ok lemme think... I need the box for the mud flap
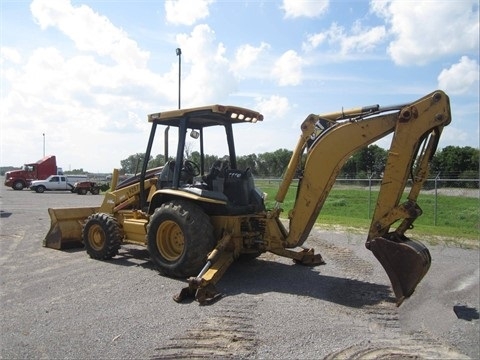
[367,234,431,306]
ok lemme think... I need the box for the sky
[1,0,479,173]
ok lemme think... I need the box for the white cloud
[440,126,470,146]
[1,47,22,64]
[1,47,23,87]
[234,95,295,156]
[271,50,303,86]
[255,95,290,119]
[30,0,150,68]
[1,2,245,170]
[282,0,329,18]
[302,33,328,52]
[165,0,214,26]
[371,0,479,66]
[302,22,386,55]
[340,21,386,54]
[176,25,237,105]
[1,2,172,171]
[230,42,271,77]
[438,56,480,95]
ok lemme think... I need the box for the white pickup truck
[29,175,91,193]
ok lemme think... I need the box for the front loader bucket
[44,207,98,249]
[367,234,431,306]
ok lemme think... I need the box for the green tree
[185,153,220,174]
[432,146,479,178]
[273,149,293,177]
[207,155,221,169]
[255,149,292,177]
[431,146,479,187]
[341,145,387,178]
[237,154,258,175]
[120,153,151,174]
[189,151,202,167]
[150,154,165,169]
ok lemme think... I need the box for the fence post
[368,174,373,218]
[434,173,440,226]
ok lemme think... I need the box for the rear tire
[83,213,122,260]
[147,200,215,278]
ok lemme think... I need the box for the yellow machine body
[44,92,451,306]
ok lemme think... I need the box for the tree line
[120,145,479,187]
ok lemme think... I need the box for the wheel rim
[88,224,106,251]
[156,220,184,261]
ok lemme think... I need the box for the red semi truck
[4,155,61,190]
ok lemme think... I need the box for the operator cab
[140,105,265,214]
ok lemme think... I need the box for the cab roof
[148,104,263,129]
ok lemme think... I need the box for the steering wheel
[183,160,200,177]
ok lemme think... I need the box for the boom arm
[282,90,451,248]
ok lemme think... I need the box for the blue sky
[1,0,479,173]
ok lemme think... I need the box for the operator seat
[203,159,229,191]
[223,168,254,206]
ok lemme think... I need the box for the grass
[256,179,479,247]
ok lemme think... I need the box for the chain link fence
[336,178,479,226]
[261,177,479,227]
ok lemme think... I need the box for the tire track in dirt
[0,230,25,266]
[324,337,470,359]
[318,241,375,279]
[150,296,258,359]
[318,239,470,359]
[303,238,401,333]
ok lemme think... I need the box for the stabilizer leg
[173,233,235,305]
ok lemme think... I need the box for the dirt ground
[1,188,479,359]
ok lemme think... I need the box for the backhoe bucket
[44,207,98,249]
[367,235,431,306]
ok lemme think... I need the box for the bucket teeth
[367,234,431,306]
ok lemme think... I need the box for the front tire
[36,185,46,193]
[82,213,122,260]
[147,200,215,278]
[13,181,24,190]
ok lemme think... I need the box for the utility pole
[43,133,45,157]
[176,48,182,109]
[166,48,182,163]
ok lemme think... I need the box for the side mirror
[190,130,200,139]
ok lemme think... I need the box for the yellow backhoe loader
[44,90,451,306]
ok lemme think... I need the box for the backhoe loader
[44,90,451,306]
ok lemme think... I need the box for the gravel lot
[1,188,479,359]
